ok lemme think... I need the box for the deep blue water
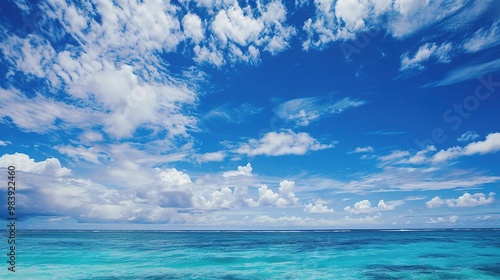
[2,229,500,279]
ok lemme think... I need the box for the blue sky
[0,0,499,229]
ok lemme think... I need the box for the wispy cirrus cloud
[400,42,452,71]
[463,18,500,53]
[0,140,11,146]
[204,103,263,124]
[275,96,366,127]
[424,58,500,87]
[457,131,480,142]
[349,146,374,154]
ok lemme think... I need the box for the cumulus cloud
[426,192,495,208]
[182,13,205,44]
[344,199,401,214]
[157,168,192,187]
[278,180,299,206]
[234,129,333,156]
[12,169,186,223]
[0,1,198,140]
[0,153,71,177]
[426,196,445,208]
[222,163,253,177]
[433,132,500,163]
[446,192,495,207]
[194,0,295,65]
[257,185,280,206]
[275,96,366,127]
[257,180,299,207]
[378,133,500,166]
[304,200,335,214]
[211,5,264,47]
[0,152,287,223]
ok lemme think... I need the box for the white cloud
[446,192,495,207]
[211,5,264,47]
[426,192,495,208]
[401,43,437,70]
[0,34,57,80]
[378,150,410,162]
[194,151,226,164]
[276,96,366,127]
[234,129,333,156]
[257,185,280,206]
[389,0,465,38]
[10,165,189,223]
[55,145,107,165]
[463,18,500,53]
[257,180,299,207]
[304,201,335,214]
[302,0,470,50]
[195,0,295,64]
[1,1,199,140]
[350,146,374,153]
[457,131,480,142]
[406,146,436,164]
[426,196,445,208]
[428,216,458,224]
[0,88,99,133]
[157,168,192,186]
[278,180,299,206]
[474,215,491,221]
[335,0,370,31]
[0,153,71,177]
[222,163,253,177]
[79,131,104,143]
[344,199,401,214]
[81,65,197,139]
[252,214,381,227]
[431,147,462,163]
[433,132,500,163]
[427,58,500,87]
[182,13,205,43]
[464,132,500,155]
[0,140,10,146]
[400,42,452,71]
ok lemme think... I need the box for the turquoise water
[3,229,500,279]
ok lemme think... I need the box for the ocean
[3,229,499,279]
